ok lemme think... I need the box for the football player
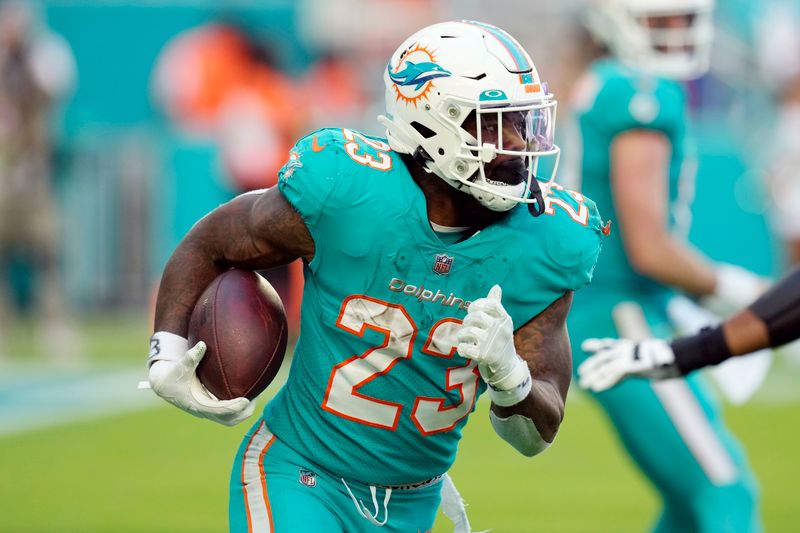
[145,21,603,532]
[565,1,762,531]
[580,267,800,389]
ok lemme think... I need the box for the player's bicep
[610,130,670,258]
[186,188,314,270]
[247,188,315,264]
[513,291,573,401]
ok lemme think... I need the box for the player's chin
[456,189,515,228]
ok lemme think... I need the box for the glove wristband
[148,331,189,369]
[670,326,732,375]
[486,355,532,406]
[489,374,532,407]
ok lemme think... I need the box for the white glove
[457,285,531,405]
[578,338,680,392]
[700,263,767,318]
[146,331,256,426]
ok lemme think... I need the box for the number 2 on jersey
[543,182,589,225]
[321,296,480,435]
[342,128,393,171]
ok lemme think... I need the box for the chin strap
[527,178,546,217]
[412,146,434,171]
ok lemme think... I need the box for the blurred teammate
[566,1,762,531]
[580,267,800,389]
[145,21,603,532]
[0,1,77,362]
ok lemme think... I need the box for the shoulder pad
[538,182,605,290]
[584,61,685,134]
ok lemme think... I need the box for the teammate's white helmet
[585,0,715,80]
[379,20,559,212]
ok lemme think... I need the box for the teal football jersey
[569,58,692,296]
[264,127,604,485]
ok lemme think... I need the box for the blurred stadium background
[1,0,799,531]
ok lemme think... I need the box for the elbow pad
[749,268,800,347]
[489,410,551,457]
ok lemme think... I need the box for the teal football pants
[569,290,761,533]
[229,419,442,532]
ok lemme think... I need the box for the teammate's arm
[611,131,764,314]
[457,288,572,456]
[611,130,716,294]
[578,268,800,391]
[147,188,314,425]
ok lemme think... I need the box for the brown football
[188,269,287,400]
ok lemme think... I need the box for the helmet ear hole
[410,121,437,139]
[460,110,477,136]
[437,148,445,156]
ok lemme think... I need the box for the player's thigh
[229,420,344,533]
[597,374,748,496]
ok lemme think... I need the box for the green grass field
[2,315,799,532]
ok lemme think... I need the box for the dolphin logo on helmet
[389,61,452,90]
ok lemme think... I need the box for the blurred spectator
[152,21,306,329]
[153,22,302,190]
[0,1,78,364]
[755,1,800,265]
[300,52,369,132]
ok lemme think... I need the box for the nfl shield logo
[433,253,454,275]
[299,469,317,488]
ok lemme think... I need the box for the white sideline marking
[0,366,159,437]
[0,358,292,437]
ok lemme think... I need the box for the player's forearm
[490,378,564,442]
[673,268,800,374]
[490,295,572,446]
[721,311,770,356]
[491,293,573,441]
[626,233,716,296]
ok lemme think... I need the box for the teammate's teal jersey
[569,58,691,296]
[264,127,603,485]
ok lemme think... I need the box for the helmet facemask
[452,95,559,212]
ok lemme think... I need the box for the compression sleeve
[749,267,800,347]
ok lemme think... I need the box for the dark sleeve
[749,267,800,347]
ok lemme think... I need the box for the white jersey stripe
[652,379,738,485]
[241,420,276,533]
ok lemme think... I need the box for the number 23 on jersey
[322,295,480,436]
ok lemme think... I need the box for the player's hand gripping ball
[146,270,287,426]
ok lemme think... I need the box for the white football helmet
[585,0,715,80]
[379,20,559,213]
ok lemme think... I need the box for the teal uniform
[229,127,603,532]
[568,59,760,532]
